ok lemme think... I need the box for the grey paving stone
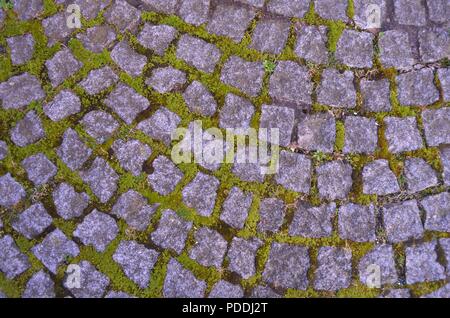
[275,151,311,193]
[113,240,159,289]
[179,0,210,26]
[112,190,159,231]
[105,84,149,125]
[379,30,416,70]
[257,198,285,233]
[0,173,26,207]
[315,0,348,20]
[137,23,177,56]
[42,12,74,46]
[294,25,328,64]
[316,161,353,200]
[343,116,378,154]
[218,93,254,134]
[12,203,52,239]
[0,235,30,279]
[22,270,55,298]
[228,237,263,279]
[237,0,265,8]
[80,66,118,95]
[0,73,45,109]
[148,155,184,195]
[10,111,45,147]
[43,90,81,122]
[339,203,376,242]
[438,68,450,102]
[151,209,193,254]
[80,157,119,203]
[111,41,147,77]
[259,104,295,147]
[189,227,227,268]
[360,79,391,112]
[13,0,43,20]
[141,0,177,13]
[77,25,116,53]
[209,280,244,298]
[269,61,312,105]
[220,186,253,229]
[382,200,424,243]
[336,30,374,68]
[112,139,152,176]
[32,229,79,274]
[105,291,135,298]
[57,128,92,171]
[358,245,398,287]
[81,111,119,144]
[406,241,446,285]
[221,56,264,97]
[297,112,336,153]
[250,18,290,55]
[289,202,336,238]
[137,107,181,146]
[64,261,110,298]
[362,159,399,195]
[183,81,217,116]
[440,238,450,276]
[384,117,423,153]
[418,28,449,63]
[207,4,256,42]
[397,69,440,106]
[250,285,281,298]
[104,0,141,33]
[380,289,411,298]
[232,146,266,182]
[263,242,310,290]
[146,66,187,93]
[177,35,221,74]
[353,0,388,29]
[317,69,356,108]
[46,49,82,87]
[0,141,7,160]
[441,146,450,186]
[422,283,450,298]
[7,33,34,65]
[163,259,206,298]
[422,108,450,147]
[267,0,310,18]
[427,0,450,23]
[53,182,89,220]
[421,192,450,233]
[394,0,426,26]
[70,0,109,20]
[314,247,352,291]
[22,153,57,186]
[404,158,438,194]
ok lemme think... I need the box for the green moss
[335,120,345,152]
[326,21,346,53]
[347,0,355,19]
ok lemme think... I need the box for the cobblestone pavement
[0,0,449,298]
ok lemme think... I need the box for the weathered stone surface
[379,30,415,70]
[57,128,91,171]
[70,0,109,20]
[220,187,253,229]
[163,259,206,298]
[362,159,399,195]
[105,291,135,298]
[43,90,81,122]
[0,73,44,109]
[177,35,221,74]
[148,156,184,195]
[380,289,411,298]
[80,66,118,95]
[289,202,335,238]
[146,67,187,93]
[267,0,310,18]
[441,146,450,186]
[104,0,141,33]
[259,105,294,147]
[113,139,152,176]
[209,280,243,298]
[13,0,43,20]
[64,261,110,298]
[7,33,34,65]
[11,111,45,147]
[12,203,52,239]
[22,153,57,186]
[80,158,119,203]
[314,247,352,291]
[189,227,227,268]
[315,0,348,21]
[46,49,82,87]
[228,237,262,279]
[0,174,26,207]
[359,245,398,287]
[53,182,89,220]
[81,111,119,144]
[0,141,7,160]
[137,23,177,55]
[0,235,30,279]
[360,79,391,112]
[113,240,159,289]
[297,112,335,153]
[23,270,55,298]
[343,116,378,154]
[250,285,281,298]
[77,25,116,53]
[257,198,285,233]
[112,190,158,231]
[111,41,147,77]
[440,238,450,276]
[394,0,426,26]
[339,203,376,242]
[42,12,74,46]
[317,69,356,108]
[141,0,177,14]
[219,94,254,133]
[232,146,266,183]
[397,69,440,106]
[404,158,438,193]
[269,61,312,105]
[151,209,192,254]
[421,192,450,233]
[250,18,290,55]
[179,0,210,26]
[438,68,450,102]
[207,4,256,42]
[336,30,374,68]
[32,229,79,274]
[316,161,353,200]
[221,56,264,97]
[422,108,450,147]
[263,242,310,290]
[74,210,118,252]
[275,151,311,193]
[427,0,450,23]
[295,25,328,64]
[137,107,181,146]
[384,117,423,153]
[382,200,424,243]
[105,84,149,125]
[353,0,388,29]
[183,81,217,116]
[418,28,449,63]
[406,241,446,285]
